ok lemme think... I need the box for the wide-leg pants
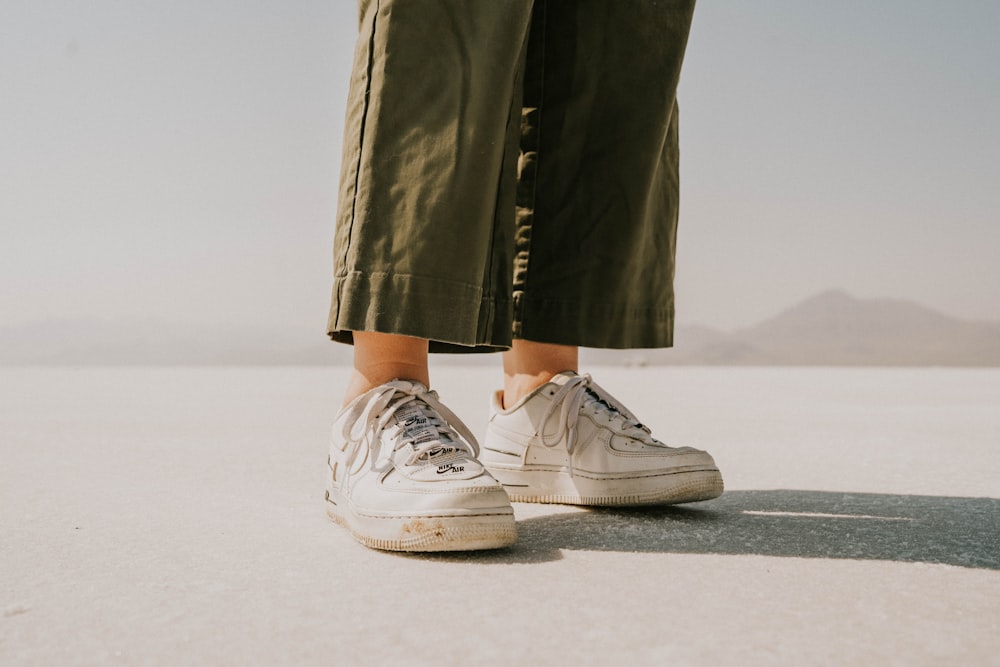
[328,0,696,353]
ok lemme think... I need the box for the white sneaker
[482,371,724,506]
[325,379,516,552]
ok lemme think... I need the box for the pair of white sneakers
[325,371,724,552]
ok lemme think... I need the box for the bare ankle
[342,332,430,407]
[501,340,578,409]
[501,372,557,409]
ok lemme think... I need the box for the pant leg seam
[340,0,380,281]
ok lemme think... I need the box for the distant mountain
[3,292,999,366]
[589,290,1000,367]
[732,290,1000,366]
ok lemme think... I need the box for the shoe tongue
[582,387,646,432]
[392,400,462,462]
[585,387,619,414]
[394,401,440,444]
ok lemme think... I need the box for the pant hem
[327,271,512,353]
[515,296,674,349]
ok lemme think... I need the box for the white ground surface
[2,366,998,666]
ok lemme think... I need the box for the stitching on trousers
[482,9,534,344]
[341,0,380,281]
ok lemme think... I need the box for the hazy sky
[2,1,998,338]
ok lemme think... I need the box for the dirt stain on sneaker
[402,519,447,539]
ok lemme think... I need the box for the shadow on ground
[423,490,999,569]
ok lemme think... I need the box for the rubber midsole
[488,465,722,499]
[326,484,515,548]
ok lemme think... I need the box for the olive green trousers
[328,0,695,353]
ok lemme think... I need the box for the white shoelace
[535,374,655,468]
[339,380,480,473]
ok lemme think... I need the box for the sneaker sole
[325,487,517,552]
[487,466,724,506]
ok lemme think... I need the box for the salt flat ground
[2,366,998,666]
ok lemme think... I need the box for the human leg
[481,0,723,506]
[325,1,538,551]
[501,340,578,409]
[342,332,428,407]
